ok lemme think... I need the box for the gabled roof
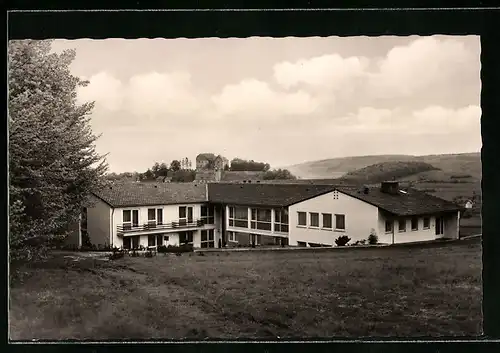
[207,183,337,207]
[93,183,208,208]
[196,153,216,161]
[337,186,462,216]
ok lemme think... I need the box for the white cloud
[211,79,319,120]
[77,71,200,117]
[333,105,481,135]
[369,37,475,97]
[273,54,369,90]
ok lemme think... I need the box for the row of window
[297,212,346,230]
[121,205,214,228]
[228,207,289,233]
[385,216,432,233]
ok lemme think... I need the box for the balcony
[117,218,212,236]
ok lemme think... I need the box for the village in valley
[9,35,482,340]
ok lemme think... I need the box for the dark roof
[196,153,216,161]
[93,183,208,207]
[337,186,462,216]
[207,183,337,207]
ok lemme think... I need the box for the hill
[286,152,481,181]
[340,161,440,184]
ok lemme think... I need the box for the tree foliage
[170,160,181,172]
[9,40,107,262]
[230,158,270,172]
[262,168,297,180]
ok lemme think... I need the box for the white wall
[377,211,460,244]
[288,190,379,246]
[87,195,112,247]
[111,203,214,248]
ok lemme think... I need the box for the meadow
[9,237,482,341]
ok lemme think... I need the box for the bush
[368,229,378,245]
[156,244,193,254]
[335,235,351,246]
[352,239,367,246]
[145,249,154,258]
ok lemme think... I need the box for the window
[436,217,444,235]
[148,208,156,221]
[423,217,430,229]
[157,209,163,225]
[322,213,332,229]
[164,235,169,243]
[148,235,156,247]
[179,231,194,245]
[179,206,187,219]
[411,217,418,231]
[385,220,393,233]
[274,208,289,233]
[228,231,237,242]
[310,213,319,227]
[122,209,139,230]
[228,206,248,228]
[251,208,272,231]
[398,219,406,232]
[297,212,307,226]
[335,214,345,230]
[201,229,215,248]
[201,205,215,224]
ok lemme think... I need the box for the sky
[51,35,481,173]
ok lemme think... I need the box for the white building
[81,181,462,249]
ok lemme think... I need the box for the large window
[201,205,215,224]
[398,219,406,232]
[310,213,320,228]
[251,208,272,231]
[148,234,164,247]
[228,206,249,228]
[435,217,444,235]
[335,214,345,230]
[411,217,419,231]
[274,208,289,233]
[322,213,332,229]
[179,231,194,245]
[297,212,307,226]
[201,229,215,248]
[179,206,193,225]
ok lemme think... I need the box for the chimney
[380,181,399,195]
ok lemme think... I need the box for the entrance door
[132,235,140,249]
[156,234,164,246]
[187,207,193,223]
[123,237,131,249]
[132,210,139,228]
[435,217,445,236]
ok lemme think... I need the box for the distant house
[196,153,229,171]
[80,180,462,249]
[464,200,474,209]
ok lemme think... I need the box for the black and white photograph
[8,24,483,340]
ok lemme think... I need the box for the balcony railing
[117,218,212,235]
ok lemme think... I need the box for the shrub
[352,239,367,246]
[335,235,351,246]
[368,229,379,245]
[157,244,194,254]
[145,249,154,258]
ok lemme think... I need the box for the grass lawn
[9,238,482,340]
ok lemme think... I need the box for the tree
[262,169,297,180]
[157,162,169,177]
[170,160,181,172]
[9,40,107,262]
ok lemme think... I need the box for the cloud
[337,105,481,135]
[368,37,475,98]
[77,71,200,117]
[273,54,369,90]
[211,79,319,120]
